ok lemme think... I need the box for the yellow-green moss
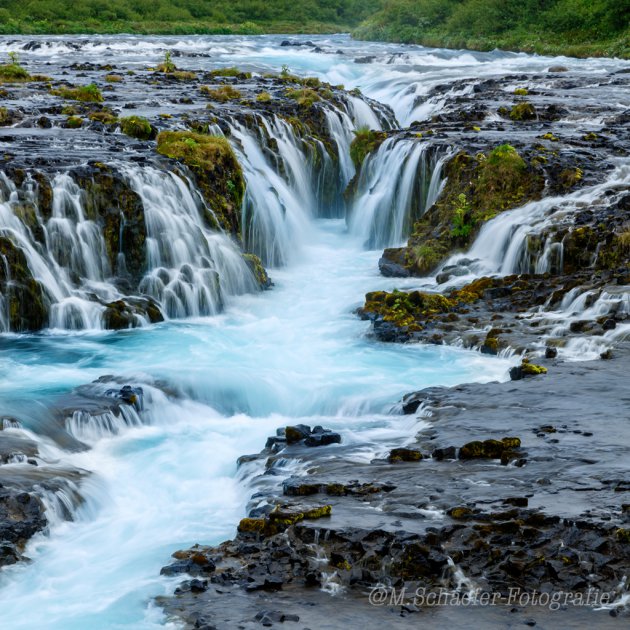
[209,67,252,78]
[285,87,321,108]
[156,130,245,234]
[66,115,83,128]
[509,102,537,121]
[105,74,123,83]
[256,91,272,102]
[520,361,548,375]
[0,63,30,82]
[89,109,118,125]
[513,88,529,96]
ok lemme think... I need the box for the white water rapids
[0,33,629,629]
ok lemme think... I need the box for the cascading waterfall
[122,165,257,318]
[348,138,451,248]
[0,163,260,331]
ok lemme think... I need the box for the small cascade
[122,165,256,319]
[448,163,630,277]
[64,405,145,444]
[36,480,84,527]
[348,138,451,248]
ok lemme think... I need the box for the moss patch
[350,127,387,169]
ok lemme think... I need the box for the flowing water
[0,34,629,629]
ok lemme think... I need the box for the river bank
[161,342,630,628]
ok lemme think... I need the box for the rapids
[0,33,628,629]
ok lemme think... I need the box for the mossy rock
[200,85,242,102]
[73,166,147,280]
[120,115,152,140]
[156,131,245,234]
[0,236,47,331]
[509,102,537,121]
[362,289,454,329]
[389,447,423,462]
[402,145,544,276]
[50,83,103,103]
[459,437,521,459]
[243,253,271,289]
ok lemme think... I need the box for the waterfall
[0,164,259,332]
[122,165,257,319]
[348,138,451,248]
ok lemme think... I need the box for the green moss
[170,70,197,81]
[285,87,321,108]
[0,106,10,125]
[459,437,521,459]
[105,73,123,83]
[201,84,242,102]
[303,505,332,519]
[402,145,541,275]
[389,447,423,462]
[66,115,83,128]
[349,127,387,169]
[541,132,559,142]
[448,507,474,519]
[120,115,152,140]
[514,88,529,95]
[237,517,266,533]
[209,66,252,79]
[362,289,454,329]
[243,253,270,289]
[509,102,537,121]
[559,167,583,189]
[615,528,630,543]
[51,83,104,102]
[256,91,272,103]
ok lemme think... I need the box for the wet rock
[388,447,423,462]
[305,431,341,447]
[459,437,521,459]
[104,385,144,411]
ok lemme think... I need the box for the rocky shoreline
[159,341,630,628]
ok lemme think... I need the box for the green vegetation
[0,1,380,35]
[66,115,83,128]
[0,53,30,81]
[349,127,387,168]
[200,84,242,102]
[0,1,624,58]
[354,0,630,58]
[119,115,152,140]
[51,83,103,102]
[285,87,321,108]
